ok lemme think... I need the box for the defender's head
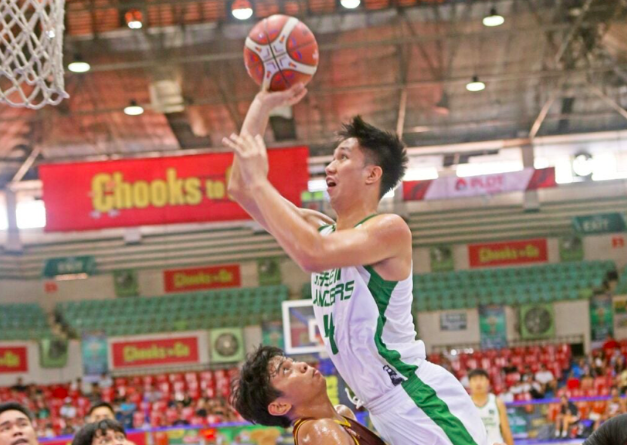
[230,346,326,427]
[72,419,126,445]
[325,116,408,208]
[468,369,490,395]
[0,402,37,445]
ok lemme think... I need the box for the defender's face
[269,356,325,405]
[325,138,369,205]
[0,410,37,445]
[88,407,115,423]
[469,375,490,395]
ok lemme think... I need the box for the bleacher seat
[56,285,289,336]
[0,303,52,340]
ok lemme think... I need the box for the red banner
[111,336,200,369]
[40,148,309,232]
[0,346,28,373]
[469,239,548,268]
[164,264,241,293]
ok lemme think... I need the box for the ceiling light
[68,54,90,73]
[572,153,594,177]
[466,76,486,92]
[231,0,253,20]
[340,0,361,9]
[124,100,144,116]
[483,8,504,27]
[125,9,143,29]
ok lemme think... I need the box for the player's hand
[255,82,308,111]
[222,133,269,186]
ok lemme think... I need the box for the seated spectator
[195,399,208,418]
[60,397,77,420]
[572,358,589,380]
[99,373,113,389]
[535,363,557,395]
[72,419,126,445]
[10,378,28,394]
[555,395,580,439]
[581,373,595,391]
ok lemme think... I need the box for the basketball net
[0,0,69,109]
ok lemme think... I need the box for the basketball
[244,14,319,91]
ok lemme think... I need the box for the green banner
[559,234,584,262]
[43,255,96,278]
[210,328,245,363]
[257,259,282,286]
[430,245,455,272]
[262,321,284,349]
[614,296,627,329]
[590,294,614,346]
[113,269,139,297]
[479,305,507,349]
[39,337,68,368]
[573,213,627,235]
[520,304,555,340]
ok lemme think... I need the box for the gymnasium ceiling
[1,0,627,187]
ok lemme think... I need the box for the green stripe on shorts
[366,266,478,445]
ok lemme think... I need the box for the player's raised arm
[223,134,410,273]
[227,85,333,232]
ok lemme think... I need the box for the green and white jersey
[475,394,504,445]
[311,217,426,406]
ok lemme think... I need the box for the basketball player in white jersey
[224,83,489,445]
[469,369,514,445]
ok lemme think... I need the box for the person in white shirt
[60,398,77,419]
[469,369,514,445]
[535,364,556,394]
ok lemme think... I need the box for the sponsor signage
[110,336,200,369]
[573,213,627,235]
[479,305,507,349]
[468,238,548,268]
[164,264,241,293]
[40,148,309,231]
[440,312,467,331]
[403,167,556,201]
[0,346,28,373]
[43,255,96,278]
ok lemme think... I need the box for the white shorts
[366,360,488,445]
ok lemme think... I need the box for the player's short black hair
[229,345,291,428]
[72,419,126,445]
[87,401,115,418]
[338,116,408,199]
[0,402,33,421]
[468,369,490,381]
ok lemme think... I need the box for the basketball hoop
[0,0,69,109]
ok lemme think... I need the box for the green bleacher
[56,285,289,337]
[0,303,52,340]
[303,261,615,312]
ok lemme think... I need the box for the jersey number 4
[323,314,339,355]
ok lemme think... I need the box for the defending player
[468,369,514,445]
[224,84,488,445]
[231,345,384,445]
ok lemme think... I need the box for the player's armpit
[302,214,411,273]
[296,419,356,445]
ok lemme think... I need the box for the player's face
[0,411,38,445]
[325,138,372,205]
[269,356,325,404]
[469,376,489,395]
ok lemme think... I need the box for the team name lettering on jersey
[312,269,355,308]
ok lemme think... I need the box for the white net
[0,0,68,109]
